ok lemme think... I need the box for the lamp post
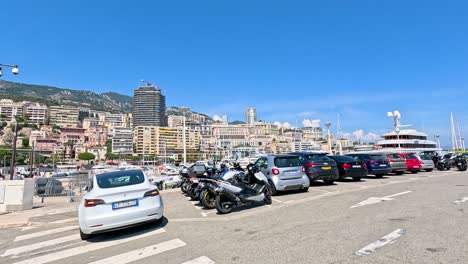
[10,119,18,180]
[435,134,441,150]
[387,111,402,153]
[0,63,19,77]
[325,122,332,154]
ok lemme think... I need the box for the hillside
[0,80,133,113]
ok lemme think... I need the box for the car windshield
[404,154,419,159]
[274,157,302,167]
[96,170,145,189]
[331,156,355,162]
[303,154,333,162]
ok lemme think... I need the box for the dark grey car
[290,152,339,184]
[386,153,407,175]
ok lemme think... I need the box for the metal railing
[35,172,90,202]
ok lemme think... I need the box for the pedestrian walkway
[0,221,215,264]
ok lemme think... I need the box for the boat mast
[450,112,459,151]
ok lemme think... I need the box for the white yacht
[376,129,440,153]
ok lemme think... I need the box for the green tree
[78,152,96,163]
[106,140,112,153]
[105,152,118,160]
[22,138,30,148]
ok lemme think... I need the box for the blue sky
[1,0,467,146]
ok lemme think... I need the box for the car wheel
[411,171,418,174]
[425,169,433,172]
[352,177,361,181]
[324,180,334,185]
[375,174,384,178]
[268,181,278,196]
[301,186,309,192]
[80,229,91,241]
[396,171,404,175]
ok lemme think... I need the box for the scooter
[433,154,451,171]
[214,164,272,214]
[454,154,467,171]
[175,167,191,193]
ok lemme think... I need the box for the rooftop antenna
[141,79,153,86]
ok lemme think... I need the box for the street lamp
[387,111,402,153]
[0,63,20,77]
[10,119,18,180]
[325,122,332,154]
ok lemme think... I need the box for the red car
[398,153,422,173]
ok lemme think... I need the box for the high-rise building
[49,105,80,127]
[0,99,24,123]
[24,102,48,124]
[133,85,167,127]
[112,127,134,155]
[245,107,257,125]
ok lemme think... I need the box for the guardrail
[35,173,90,202]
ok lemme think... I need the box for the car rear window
[304,154,333,162]
[419,154,430,160]
[96,170,145,189]
[274,157,302,168]
[404,154,419,159]
[386,153,402,159]
[368,154,387,161]
[331,156,355,162]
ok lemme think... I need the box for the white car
[79,170,164,240]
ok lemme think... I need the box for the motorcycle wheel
[264,186,272,205]
[181,183,188,193]
[200,189,217,209]
[436,164,445,171]
[188,186,197,200]
[458,163,467,171]
[215,194,233,214]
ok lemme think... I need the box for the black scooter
[454,154,467,171]
[433,154,451,171]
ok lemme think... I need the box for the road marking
[453,197,468,204]
[2,234,79,257]
[11,241,86,260]
[350,191,412,208]
[10,228,166,264]
[201,212,208,217]
[312,188,334,193]
[181,256,215,264]
[334,182,365,188]
[50,217,78,224]
[355,229,406,256]
[88,239,186,264]
[14,225,78,242]
[271,198,284,203]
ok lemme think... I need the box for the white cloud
[302,119,321,128]
[337,131,352,139]
[363,132,380,141]
[273,121,282,128]
[353,129,364,140]
[350,129,380,142]
[273,121,293,129]
[212,115,222,122]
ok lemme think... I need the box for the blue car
[346,153,392,178]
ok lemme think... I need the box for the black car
[290,152,339,184]
[346,153,392,178]
[328,155,368,181]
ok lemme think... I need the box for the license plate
[286,171,298,175]
[413,166,420,168]
[322,166,332,170]
[352,165,361,168]
[379,164,387,167]
[112,199,138,210]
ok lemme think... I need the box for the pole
[183,116,187,166]
[328,128,332,154]
[10,121,18,180]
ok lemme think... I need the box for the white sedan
[79,170,164,240]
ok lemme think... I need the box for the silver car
[385,153,407,175]
[418,153,434,172]
[255,154,310,195]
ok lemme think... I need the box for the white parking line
[271,198,284,203]
[354,229,406,256]
[453,197,468,204]
[201,212,208,217]
[2,234,79,257]
[88,239,186,264]
[181,256,215,264]
[14,226,78,242]
[50,217,78,224]
[10,228,166,264]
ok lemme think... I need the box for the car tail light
[144,189,160,197]
[84,199,105,207]
[342,164,352,169]
[272,168,280,175]
[362,163,367,168]
[369,161,378,165]
[305,162,319,168]
[388,158,394,162]
[302,166,305,172]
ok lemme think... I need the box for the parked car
[35,178,64,196]
[346,153,392,178]
[385,153,407,175]
[290,152,339,184]
[254,154,310,195]
[397,153,422,173]
[328,155,367,181]
[417,153,434,172]
[78,170,164,240]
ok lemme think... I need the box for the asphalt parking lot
[1,170,467,264]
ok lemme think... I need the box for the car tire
[411,171,418,174]
[396,171,404,175]
[80,229,91,241]
[301,186,309,192]
[352,177,361,181]
[324,180,334,185]
[375,174,384,178]
[425,169,433,172]
[268,181,278,196]
[153,216,164,225]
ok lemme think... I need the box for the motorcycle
[214,164,272,214]
[454,154,467,171]
[433,154,451,171]
[175,167,191,193]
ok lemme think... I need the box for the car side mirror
[83,186,89,192]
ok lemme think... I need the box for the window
[274,156,302,167]
[403,154,418,159]
[304,154,333,162]
[96,170,145,189]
